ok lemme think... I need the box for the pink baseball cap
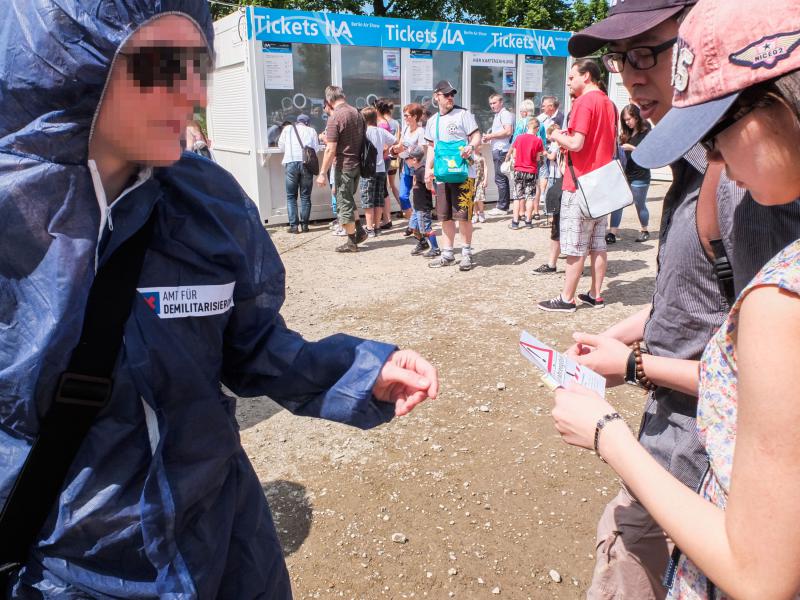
[634,0,800,168]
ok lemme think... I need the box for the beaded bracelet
[632,341,657,392]
[594,412,623,463]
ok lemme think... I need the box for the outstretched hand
[373,350,439,416]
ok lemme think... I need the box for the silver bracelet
[593,412,623,463]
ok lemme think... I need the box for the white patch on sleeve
[136,282,236,319]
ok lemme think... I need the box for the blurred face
[542,100,556,116]
[489,97,504,113]
[91,15,209,167]
[434,91,455,113]
[403,109,417,125]
[609,18,679,123]
[623,112,638,129]
[708,101,800,205]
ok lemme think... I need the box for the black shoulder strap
[0,210,157,581]
[696,162,736,305]
[290,123,306,150]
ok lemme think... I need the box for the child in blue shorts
[400,145,440,257]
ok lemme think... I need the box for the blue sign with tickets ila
[247,8,572,56]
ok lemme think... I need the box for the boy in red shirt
[506,119,544,230]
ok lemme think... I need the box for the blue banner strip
[248,8,572,56]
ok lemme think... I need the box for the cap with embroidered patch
[568,0,698,58]
[634,0,800,168]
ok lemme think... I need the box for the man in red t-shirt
[538,59,616,313]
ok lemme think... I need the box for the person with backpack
[278,113,320,233]
[316,85,368,252]
[423,80,482,272]
[359,106,396,238]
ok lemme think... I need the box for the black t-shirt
[624,130,651,184]
[412,165,433,211]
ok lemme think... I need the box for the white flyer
[519,330,606,397]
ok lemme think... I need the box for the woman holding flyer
[551,1,800,597]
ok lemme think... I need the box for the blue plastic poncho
[0,2,395,597]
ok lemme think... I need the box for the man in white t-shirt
[424,80,482,271]
[278,114,320,233]
[482,93,514,214]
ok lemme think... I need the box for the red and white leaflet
[519,330,606,397]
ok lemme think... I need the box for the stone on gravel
[391,533,407,543]
[479,405,490,412]
[491,585,501,594]
[549,569,562,583]
[496,382,506,390]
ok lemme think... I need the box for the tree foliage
[210,0,610,31]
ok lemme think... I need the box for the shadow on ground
[235,395,284,430]
[603,277,657,306]
[472,248,537,268]
[264,480,313,557]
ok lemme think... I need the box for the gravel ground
[236,182,670,599]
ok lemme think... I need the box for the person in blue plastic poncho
[0,2,438,598]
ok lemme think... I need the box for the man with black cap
[424,80,482,271]
[564,1,800,598]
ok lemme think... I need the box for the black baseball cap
[568,0,697,57]
[434,80,457,95]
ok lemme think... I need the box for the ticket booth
[208,8,573,224]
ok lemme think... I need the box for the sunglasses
[120,46,211,89]
[700,96,772,152]
[602,38,677,74]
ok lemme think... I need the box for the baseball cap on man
[399,145,426,161]
[296,114,311,124]
[434,80,457,95]
[568,0,697,58]
[633,0,800,168]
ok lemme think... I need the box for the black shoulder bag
[0,212,156,592]
[290,123,320,176]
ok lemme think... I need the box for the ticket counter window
[408,50,462,119]
[521,57,568,115]
[341,46,402,119]
[469,57,516,133]
[263,42,331,146]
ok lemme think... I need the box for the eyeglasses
[403,113,412,117]
[700,98,767,152]
[120,46,211,89]
[601,38,677,74]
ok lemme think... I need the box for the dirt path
[236,182,669,599]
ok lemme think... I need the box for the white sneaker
[487,207,507,216]
[478,212,486,223]
[471,214,479,224]
[332,225,347,236]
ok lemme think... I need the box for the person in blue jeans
[607,104,651,244]
[278,114,319,232]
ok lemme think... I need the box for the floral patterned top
[668,238,800,599]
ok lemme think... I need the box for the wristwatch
[624,350,638,386]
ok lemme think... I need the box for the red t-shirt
[562,89,617,192]
[511,134,544,173]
